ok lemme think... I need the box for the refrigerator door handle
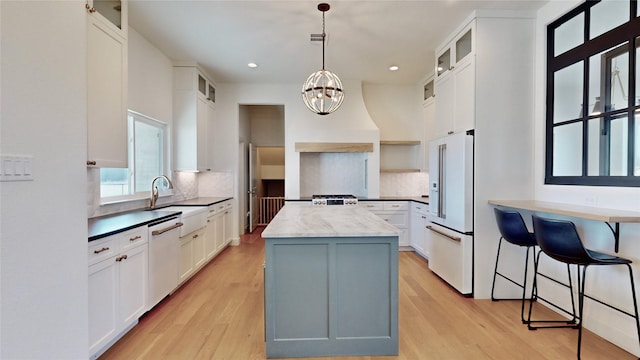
[427,225,461,242]
[438,143,446,219]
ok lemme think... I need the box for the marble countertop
[286,196,428,205]
[262,204,400,238]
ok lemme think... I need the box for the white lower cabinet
[361,201,409,247]
[205,200,233,259]
[410,202,431,259]
[89,227,148,359]
[179,227,206,285]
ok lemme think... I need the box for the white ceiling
[129,0,547,85]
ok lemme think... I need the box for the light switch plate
[0,155,34,181]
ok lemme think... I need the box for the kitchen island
[262,204,400,358]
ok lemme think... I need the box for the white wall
[1,2,88,358]
[534,1,640,356]
[218,80,381,201]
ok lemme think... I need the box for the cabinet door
[87,15,127,168]
[118,244,148,329]
[205,214,218,259]
[89,257,118,356]
[179,234,195,284]
[213,212,225,252]
[423,97,436,170]
[223,203,233,245]
[453,57,475,133]
[193,229,207,269]
[434,73,454,137]
[196,97,208,171]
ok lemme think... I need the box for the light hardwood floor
[100,228,636,360]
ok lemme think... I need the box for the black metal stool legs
[491,237,536,324]
[527,250,578,330]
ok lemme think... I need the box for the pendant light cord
[322,10,326,70]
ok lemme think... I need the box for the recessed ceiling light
[248,62,258,68]
[389,65,399,71]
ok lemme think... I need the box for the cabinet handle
[129,235,142,241]
[447,131,454,135]
[224,211,229,214]
[86,160,97,166]
[421,216,427,219]
[392,205,400,208]
[115,254,128,262]
[93,247,109,254]
[366,205,374,208]
[85,3,96,13]
[449,66,455,70]
[193,234,199,239]
[426,225,461,242]
[207,219,211,223]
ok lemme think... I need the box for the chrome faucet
[149,175,174,209]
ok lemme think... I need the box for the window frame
[99,110,170,201]
[545,0,640,187]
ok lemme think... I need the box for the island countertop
[262,204,400,238]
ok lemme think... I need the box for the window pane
[610,46,629,111]
[134,120,163,193]
[589,42,629,114]
[590,0,629,39]
[635,114,640,175]
[554,13,584,56]
[554,62,584,123]
[100,168,129,197]
[609,115,629,176]
[636,39,640,108]
[553,122,583,176]
[587,118,602,175]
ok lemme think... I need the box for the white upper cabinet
[435,21,474,79]
[86,0,128,168]
[173,66,216,172]
[434,19,476,137]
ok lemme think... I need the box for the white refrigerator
[428,131,473,295]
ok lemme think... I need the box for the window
[100,111,170,200]
[546,0,640,187]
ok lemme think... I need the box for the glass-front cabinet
[435,21,474,78]
[86,0,126,36]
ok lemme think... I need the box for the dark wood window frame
[546,0,640,187]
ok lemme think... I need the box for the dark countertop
[88,209,182,242]
[88,197,233,242]
[169,196,232,207]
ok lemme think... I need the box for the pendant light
[301,3,344,115]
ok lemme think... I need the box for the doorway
[238,105,285,234]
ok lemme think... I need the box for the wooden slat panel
[380,140,421,145]
[295,142,374,153]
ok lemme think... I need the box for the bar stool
[491,208,538,323]
[530,215,640,359]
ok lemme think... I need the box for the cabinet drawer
[120,227,148,252]
[89,236,117,266]
[373,212,408,228]
[412,202,429,215]
[383,202,408,211]
[360,202,383,211]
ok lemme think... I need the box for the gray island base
[262,204,399,358]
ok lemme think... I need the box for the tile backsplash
[379,172,429,197]
[87,169,235,218]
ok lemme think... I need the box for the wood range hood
[294,142,374,153]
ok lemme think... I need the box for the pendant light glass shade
[301,69,344,115]
[301,3,344,115]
